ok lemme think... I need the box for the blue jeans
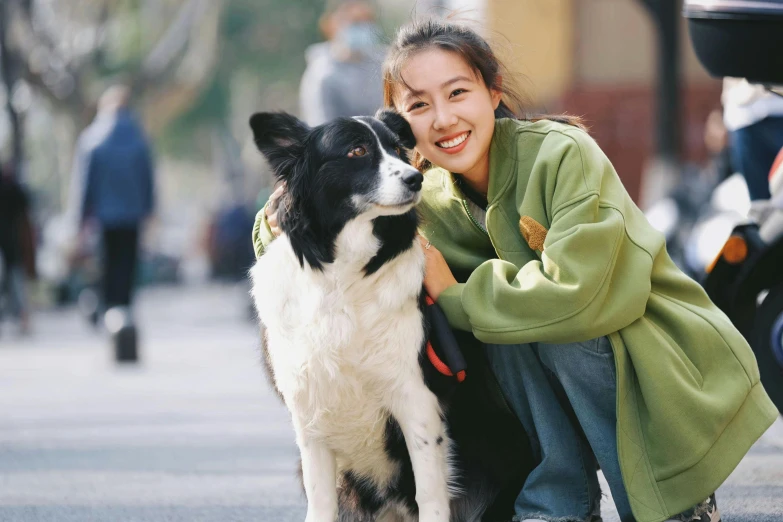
[729,115,783,201]
[485,337,634,522]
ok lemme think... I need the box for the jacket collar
[438,118,520,207]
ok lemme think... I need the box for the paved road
[1,284,781,521]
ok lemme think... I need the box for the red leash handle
[427,342,466,382]
[425,294,466,383]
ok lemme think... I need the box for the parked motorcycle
[645,165,749,280]
[684,0,783,414]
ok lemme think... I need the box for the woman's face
[394,48,501,184]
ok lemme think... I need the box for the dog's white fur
[251,122,454,521]
[251,223,451,522]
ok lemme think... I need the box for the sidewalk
[1,283,305,522]
[1,284,781,521]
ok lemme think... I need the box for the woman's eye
[408,102,426,111]
[348,146,367,158]
[450,88,467,98]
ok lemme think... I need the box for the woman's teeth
[436,131,470,149]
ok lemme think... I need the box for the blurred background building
[468,0,719,205]
[0,0,721,314]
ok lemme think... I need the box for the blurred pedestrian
[0,162,34,335]
[206,203,256,281]
[299,0,385,126]
[722,77,783,201]
[703,108,734,184]
[70,85,155,316]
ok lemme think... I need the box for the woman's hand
[418,235,458,301]
[265,183,285,237]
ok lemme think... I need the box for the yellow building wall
[484,0,714,104]
[574,0,714,87]
[484,0,574,107]
[575,0,654,85]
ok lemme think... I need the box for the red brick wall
[555,82,722,202]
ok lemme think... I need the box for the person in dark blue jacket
[70,85,155,311]
[0,162,34,335]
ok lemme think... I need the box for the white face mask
[336,22,378,54]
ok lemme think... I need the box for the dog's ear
[249,112,310,177]
[375,109,416,149]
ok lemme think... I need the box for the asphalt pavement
[1,283,781,522]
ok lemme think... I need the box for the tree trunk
[0,0,24,173]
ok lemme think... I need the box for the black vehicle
[684,0,783,413]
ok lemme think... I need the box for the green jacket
[252,118,778,522]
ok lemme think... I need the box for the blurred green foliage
[160,0,324,157]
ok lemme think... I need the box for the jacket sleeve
[437,137,654,345]
[252,203,276,258]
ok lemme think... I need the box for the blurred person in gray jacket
[70,85,155,312]
[299,0,385,126]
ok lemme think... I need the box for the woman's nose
[432,103,458,130]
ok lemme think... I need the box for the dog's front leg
[293,419,338,522]
[391,382,451,522]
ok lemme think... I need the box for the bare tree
[3,0,221,149]
[0,0,222,218]
[0,0,25,171]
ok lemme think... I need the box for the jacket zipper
[461,199,489,236]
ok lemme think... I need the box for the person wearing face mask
[298,0,385,126]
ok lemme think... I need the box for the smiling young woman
[374,17,776,522]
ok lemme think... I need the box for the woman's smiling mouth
[436,131,471,152]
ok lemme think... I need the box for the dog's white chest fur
[251,219,426,482]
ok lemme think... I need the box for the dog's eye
[348,146,367,158]
[394,147,403,156]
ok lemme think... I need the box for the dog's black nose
[401,171,423,192]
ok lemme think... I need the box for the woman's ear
[491,76,503,110]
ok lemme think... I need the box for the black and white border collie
[248,110,529,522]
